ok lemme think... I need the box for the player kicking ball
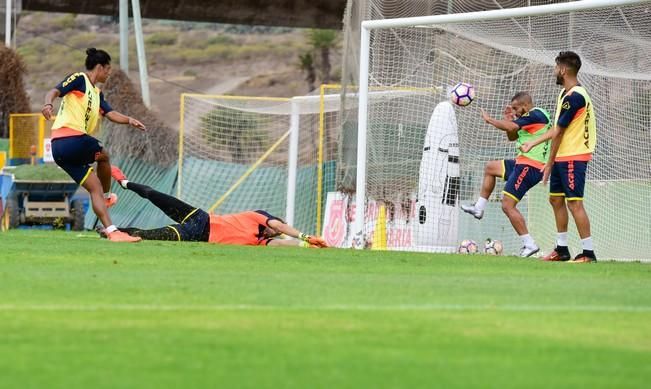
[98,166,329,248]
[461,92,552,257]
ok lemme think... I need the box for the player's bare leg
[543,196,571,261]
[566,200,596,262]
[462,160,503,220]
[95,150,117,208]
[480,160,503,199]
[82,173,140,242]
[502,196,539,257]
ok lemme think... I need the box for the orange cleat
[111,165,128,182]
[105,193,118,208]
[542,247,571,262]
[568,253,597,263]
[107,230,141,242]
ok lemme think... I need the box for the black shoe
[569,250,597,263]
[542,246,571,261]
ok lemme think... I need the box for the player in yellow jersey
[41,48,146,242]
[520,51,597,262]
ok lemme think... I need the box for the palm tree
[298,52,317,93]
[308,29,338,85]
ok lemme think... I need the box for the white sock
[520,234,535,248]
[581,237,594,251]
[557,232,569,247]
[105,225,118,233]
[119,180,129,189]
[104,192,112,199]
[476,197,488,211]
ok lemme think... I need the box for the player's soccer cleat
[542,246,571,261]
[461,204,484,220]
[105,193,118,208]
[111,165,128,187]
[568,252,597,263]
[519,245,540,258]
[107,230,141,243]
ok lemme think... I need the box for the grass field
[1,230,650,388]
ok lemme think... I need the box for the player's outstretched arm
[267,219,328,248]
[481,109,519,133]
[105,111,147,131]
[42,89,61,120]
[520,126,558,153]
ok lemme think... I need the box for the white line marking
[0,304,650,313]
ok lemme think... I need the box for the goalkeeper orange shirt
[207,210,281,245]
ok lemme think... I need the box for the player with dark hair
[462,91,551,257]
[520,51,597,262]
[42,48,147,242]
[100,166,329,248]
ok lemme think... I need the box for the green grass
[8,163,73,181]
[0,231,650,388]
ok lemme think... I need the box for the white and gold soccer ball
[458,239,478,254]
[483,239,504,255]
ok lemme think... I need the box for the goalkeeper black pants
[119,182,210,241]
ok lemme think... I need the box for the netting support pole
[5,0,11,47]
[286,98,300,227]
[131,0,150,108]
[119,0,129,74]
[353,25,370,249]
[177,94,185,199]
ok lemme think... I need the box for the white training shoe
[461,204,484,220]
[520,245,540,258]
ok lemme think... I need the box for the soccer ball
[458,239,478,254]
[484,239,504,255]
[450,82,476,107]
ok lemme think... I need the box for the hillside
[14,12,342,126]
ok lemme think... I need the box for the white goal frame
[354,0,651,248]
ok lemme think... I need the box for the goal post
[177,92,341,235]
[354,0,651,260]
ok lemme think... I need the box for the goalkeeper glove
[298,233,329,248]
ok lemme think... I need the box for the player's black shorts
[503,163,543,202]
[550,160,588,200]
[166,208,211,242]
[51,135,103,184]
[501,159,516,180]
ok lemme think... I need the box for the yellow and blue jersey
[554,85,596,161]
[51,72,113,139]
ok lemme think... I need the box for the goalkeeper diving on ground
[96,166,328,248]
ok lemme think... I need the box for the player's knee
[501,199,516,214]
[549,196,564,208]
[566,200,584,213]
[95,149,110,162]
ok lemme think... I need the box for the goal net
[178,93,340,235]
[353,0,651,260]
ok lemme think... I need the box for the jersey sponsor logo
[568,161,575,190]
[583,102,591,148]
[562,101,570,110]
[85,89,93,132]
[61,73,80,88]
[521,112,530,117]
[515,166,529,190]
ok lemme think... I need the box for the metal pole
[119,0,129,74]
[131,0,150,107]
[353,25,371,249]
[5,0,11,47]
[286,99,300,227]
